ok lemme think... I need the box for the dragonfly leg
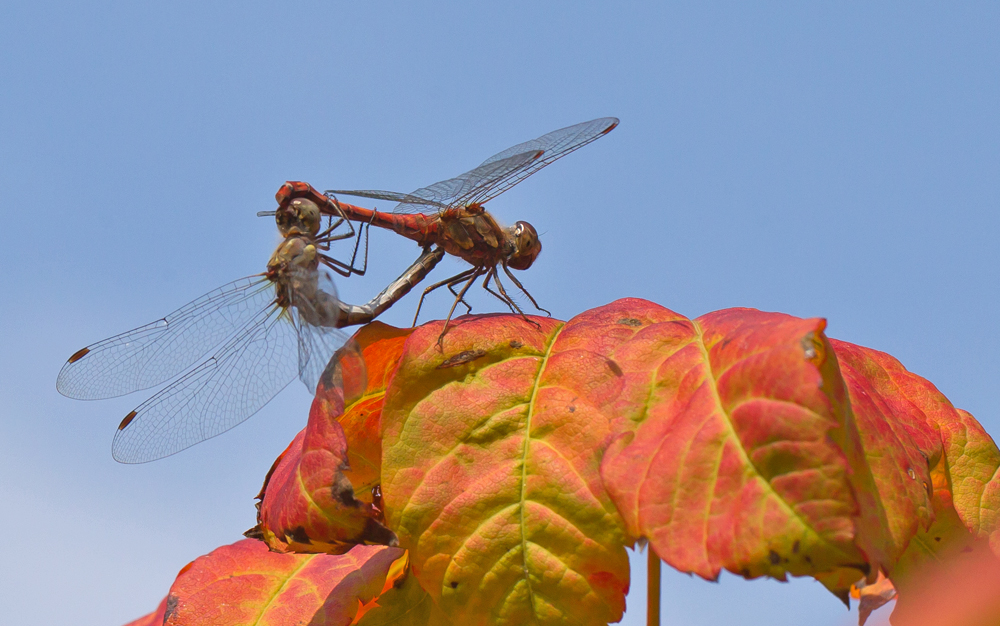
[481,267,518,315]
[315,218,348,248]
[438,267,485,348]
[412,268,477,327]
[490,268,542,330]
[448,279,474,316]
[317,219,370,277]
[315,197,356,245]
[319,255,353,278]
[502,262,551,316]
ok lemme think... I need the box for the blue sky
[2,3,998,625]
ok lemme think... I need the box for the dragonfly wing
[287,268,360,394]
[325,189,450,212]
[56,275,276,400]
[111,303,299,463]
[467,117,620,205]
[326,117,617,214]
[328,151,541,215]
[390,150,542,213]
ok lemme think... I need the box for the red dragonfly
[56,191,442,463]
[322,117,619,341]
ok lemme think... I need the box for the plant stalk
[647,547,660,626]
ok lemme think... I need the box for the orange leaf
[889,542,1000,626]
[832,342,1000,583]
[163,539,404,626]
[851,571,897,626]
[253,323,410,553]
[381,312,631,626]
[601,306,868,586]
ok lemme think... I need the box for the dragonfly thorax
[506,221,541,270]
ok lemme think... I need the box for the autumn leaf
[889,542,1000,626]
[599,305,869,587]
[252,323,410,553]
[828,340,940,577]
[161,539,404,626]
[832,342,1000,582]
[850,571,897,626]
[381,313,631,626]
[352,552,437,626]
[938,409,1000,553]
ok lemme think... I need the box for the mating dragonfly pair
[57,117,619,463]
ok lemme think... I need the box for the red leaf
[850,571,897,626]
[601,306,868,583]
[164,539,404,626]
[832,341,1000,580]
[381,312,631,626]
[889,542,1000,626]
[254,323,410,553]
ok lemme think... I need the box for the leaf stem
[647,547,660,626]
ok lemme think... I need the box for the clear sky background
[1,3,998,625]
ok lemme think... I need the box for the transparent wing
[392,150,542,213]
[57,276,276,400]
[289,268,358,394]
[111,297,299,463]
[324,189,451,212]
[328,117,617,214]
[465,117,619,206]
[327,150,539,214]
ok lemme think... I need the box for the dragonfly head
[276,197,321,237]
[507,221,541,270]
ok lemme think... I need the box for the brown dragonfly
[57,190,443,463]
[322,117,619,343]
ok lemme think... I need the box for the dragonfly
[57,189,443,463]
[323,117,619,343]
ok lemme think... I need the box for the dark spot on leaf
[962,546,974,553]
[606,359,623,377]
[334,485,359,507]
[934,537,941,542]
[450,581,459,588]
[804,555,812,564]
[768,550,781,565]
[740,568,750,578]
[361,517,399,547]
[509,340,523,348]
[792,540,800,554]
[165,594,179,621]
[617,317,642,327]
[243,525,264,540]
[438,349,487,368]
[288,526,312,545]
[67,346,90,363]
[568,405,576,413]
[118,411,137,431]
